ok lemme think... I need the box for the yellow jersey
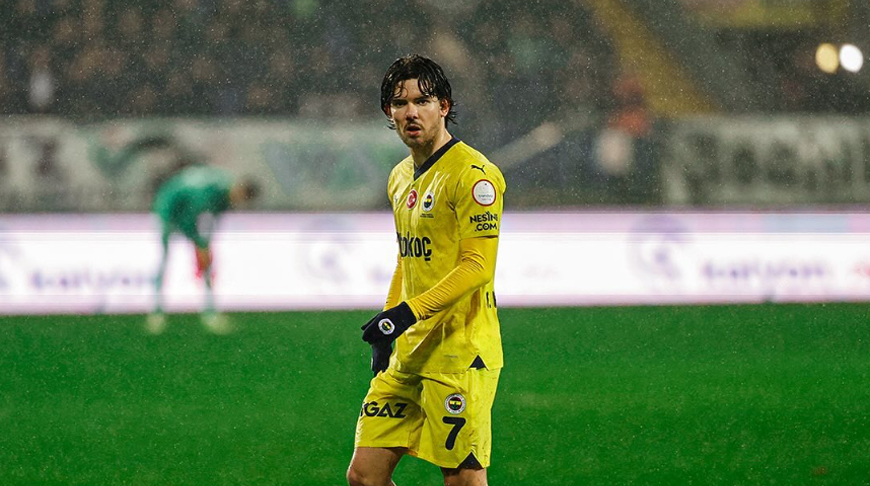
[386,137,506,374]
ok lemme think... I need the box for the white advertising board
[2,212,870,314]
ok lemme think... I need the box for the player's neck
[411,129,453,169]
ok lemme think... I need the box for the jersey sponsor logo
[472,179,496,206]
[397,233,432,261]
[445,394,466,414]
[378,318,395,335]
[360,401,409,419]
[422,190,435,212]
[469,211,499,232]
[407,189,418,209]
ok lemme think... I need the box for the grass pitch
[1,304,869,485]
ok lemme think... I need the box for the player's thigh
[355,369,424,449]
[441,466,488,486]
[417,368,501,468]
[347,446,405,486]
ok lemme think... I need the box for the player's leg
[196,217,217,316]
[199,268,232,333]
[153,229,171,314]
[195,244,231,333]
[346,446,404,486]
[192,245,215,313]
[201,258,215,314]
[351,369,424,486]
[147,229,171,333]
[416,368,501,480]
[441,466,487,486]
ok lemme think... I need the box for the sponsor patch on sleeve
[469,211,499,232]
[471,179,496,206]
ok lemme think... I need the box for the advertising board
[2,212,869,314]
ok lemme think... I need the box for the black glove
[361,302,417,345]
[371,342,391,376]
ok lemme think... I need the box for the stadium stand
[0,0,618,146]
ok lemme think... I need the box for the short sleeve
[454,164,505,240]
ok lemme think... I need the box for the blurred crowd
[0,0,619,144]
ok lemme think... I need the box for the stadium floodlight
[815,43,839,74]
[839,44,864,73]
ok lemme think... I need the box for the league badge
[472,180,496,206]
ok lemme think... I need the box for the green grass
[1,304,869,485]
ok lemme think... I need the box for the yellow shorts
[354,367,501,469]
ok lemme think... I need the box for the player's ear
[382,104,392,118]
[439,98,450,118]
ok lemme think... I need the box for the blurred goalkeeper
[147,164,259,334]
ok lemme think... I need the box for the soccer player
[348,55,506,486]
[147,164,258,334]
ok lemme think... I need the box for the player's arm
[363,235,497,344]
[362,162,505,345]
[175,209,213,276]
[366,255,404,374]
[175,207,210,249]
[382,168,406,313]
[366,171,404,374]
[361,237,498,344]
[384,253,404,310]
[407,236,496,319]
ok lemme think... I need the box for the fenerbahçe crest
[445,393,466,414]
[378,318,395,335]
[422,190,435,212]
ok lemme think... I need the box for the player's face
[387,79,449,149]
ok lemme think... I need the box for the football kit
[355,137,506,468]
[153,165,232,249]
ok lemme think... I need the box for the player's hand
[361,302,417,344]
[195,246,213,277]
[370,342,391,376]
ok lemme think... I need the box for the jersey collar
[414,136,459,180]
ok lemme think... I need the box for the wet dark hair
[380,54,457,127]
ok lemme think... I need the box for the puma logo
[471,164,486,174]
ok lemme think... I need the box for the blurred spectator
[598,72,659,204]
[607,74,651,138]
[65,41,104,116]
[26,45,56,113]
[128,83,159,115]
[113,6,147,55]
[263,49,298,113]
[49,13,80,66]
[245,81,276,113]
[81,0,105,42]
[0,52,16,113]
[31,138,71,210]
